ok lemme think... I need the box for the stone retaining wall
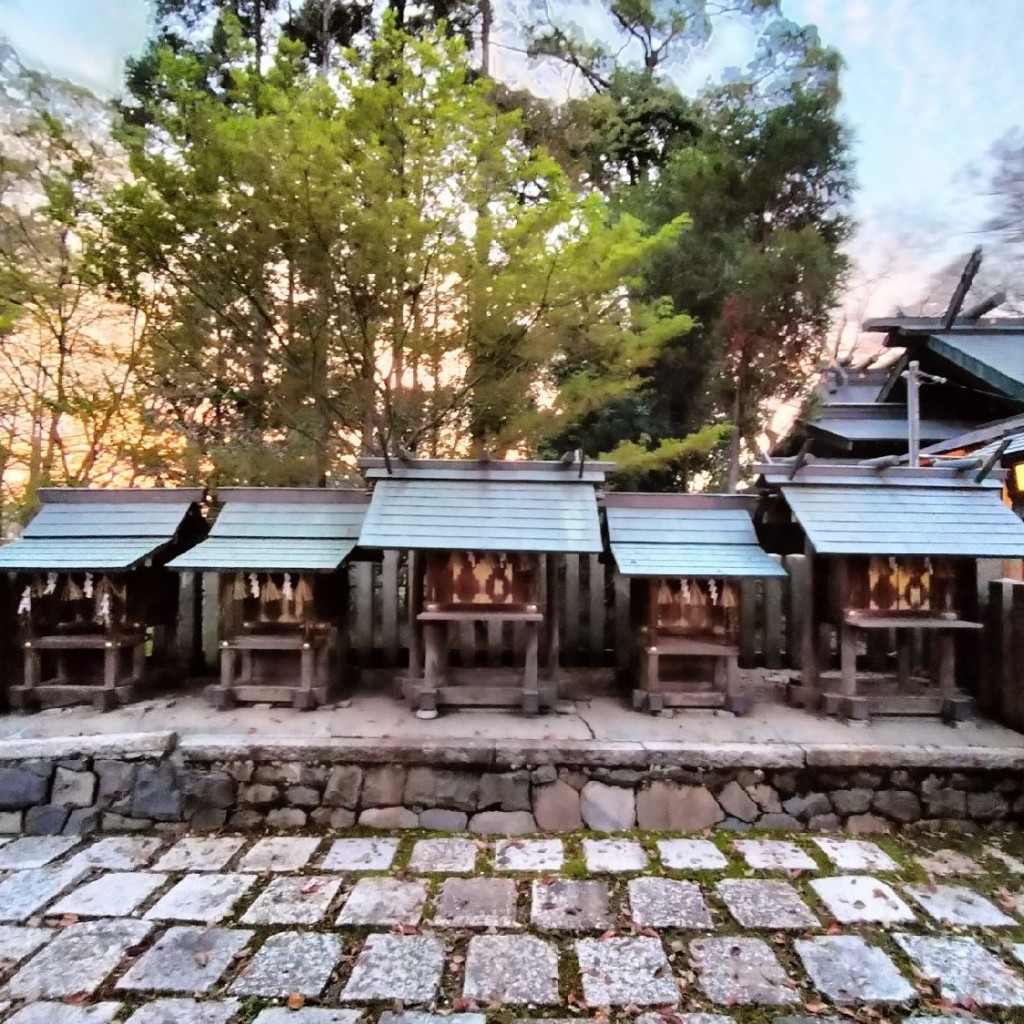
[0,732,1022,836]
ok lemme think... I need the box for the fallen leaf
[193,951,209,967]
[286,992,305,1010]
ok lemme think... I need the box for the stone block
[0,811,22,833]
[745,783,782,813]
[285,786,320,808]
[531,765,557,785]
[102,812,153,832]
[309,807,356,829]
[926,788,966,817]
[403,767,479,811]
[637,782,723,831]
[478,772,531,811]
[469,810,536,835]
[782,792,831,819]
[24,805,70,835]
[323,766,362,809]
[228,810,263,829]
[0,766,50,810]
[239,784,278,807]
[580,781,635,832]
[266,808,307,828]
[184,772,236,812]
[532,781,583,831]
[51,769,96,809]
[871,790,921,823]
[358,806,419,829]
[845,814,891,835]
[418,808,467,831]
[361,765,407,807]
[63,807,102,836]
[808,813,840,830]
[190,808,229,830]
[95,760,137,812]
[131,765,183,822]
[717,781,758,822]
[967,791,1009,819]
[831,788,872,814]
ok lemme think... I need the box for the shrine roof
[168,487,368,572]
[603,493,786,579]
[0,488,204,572]
[358,460,605,553]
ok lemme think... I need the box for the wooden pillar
[522,620,539,714]
[763,564,783,669]
[795,541,819,706]
[201,572,220,673]
[407,550,425,680]
[543,554,561,685]
[420,621,442,712]
[738,579,757,668]
[839,622,857,696]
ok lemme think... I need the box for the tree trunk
[725,382,742,493]
[479,0,492,76]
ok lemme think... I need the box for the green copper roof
[169,488,367,572]
[782,481,1024,557]
[0,488,203,571]
[605,500,786,578]
[359,477,603,553]
[928,333,1024,403]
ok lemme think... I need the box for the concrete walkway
[1,691,1023,751]
[0,826,1020,1021]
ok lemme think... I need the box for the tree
[100,17,692,486]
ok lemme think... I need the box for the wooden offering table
[169,487,368,711]
[604,493,787,714]
[358,456,610,716]
[0,488,206,710]
[756,461,1024,721]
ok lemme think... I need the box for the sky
[2,0,1023,326]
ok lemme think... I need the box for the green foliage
[99,16,691,485]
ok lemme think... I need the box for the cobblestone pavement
[0,830,1022,1022]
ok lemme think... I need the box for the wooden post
[738,579,757,668]
[407,550,424,678]
[763,564,783,669]
[544,555,561,684]
[131,640,146,682]
[201,572,220,673]
[614,573,631,676]
[936,631,955,696]
[380,550,400,667]
[794,541,818,705]
[897,631,911,687]
[522,620,539,714]
[564,554,580,664]
[172,572,197,671]
[352,561,374,666]
[588,553,605,664]
[420,622,442,712]
[839,622,857,696]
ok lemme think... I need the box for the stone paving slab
[717,879,818,930]
[905,882,1016,926]
[794,935,916,1005]
[0,864,87,922]
[117,926,252,994]
[321,837,398,871]
[0,837,79,870]
[337,876,427,926]
[433,877,518,928]
[144,872,256,923]
[253,1011,362,1024]
[240,873,342,924]
[50,870,167,918]
[408,838,478,873]
[734,840,817,872]
[656,839,728,871]
[582,838,648,873]
[986,844,1024,873]
[6,917,153,999]
[152,837,246,873]
[237,836,320,872]
[638,1014,733,1024]
[230,930,343,997]
[463,934,560,1004]
[914,849,985,876]
[690,937,799,1006]
[530,878,611,932]
[341,932,445,1003]
[7,1003,123,1023]
[810,875,915,924]
[0,925,54,972]
[812,838,899,872]
[124,999,242,1024]
[576,936,679,1007]
[895,933,1024,1007]
[66,836,163,872]
[495,839,564,872]
[628,877,714,929]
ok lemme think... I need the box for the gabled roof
[0,488,204,571]
[804,404,974,449]
[604,493,786,578]
[168,488,368,572]
[925,333,1024,403]
[757,463,1024,558]
[357,458,607,553]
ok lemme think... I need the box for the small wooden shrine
[757,461,1024,720]
[168,487,368,710]
[0,488,206,710]
[357,456,609,716]
[604,492,787,714]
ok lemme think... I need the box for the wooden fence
[199,553,810,674]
